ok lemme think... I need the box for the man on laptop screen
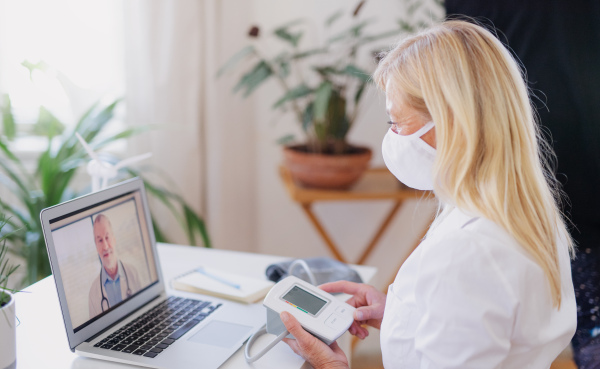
[89,213,143,318]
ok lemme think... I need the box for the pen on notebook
[195,267,241,289]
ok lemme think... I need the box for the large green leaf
[129,169,211,248]
[398,20,415,33]
[71,98,121,143]
[326,91,349,140]
[274,29,303,48]
[356,28,404,46]
[0,150,31,201]
[276,134,295,145]
[0,137,34,192]
[277,59,290,79]
[273,19,304,47]
[0,222,21,296]
[327,20,373,44]
[58,98,122,162]
[313,82,333,122]
[152,220,168,243]
[290,48,328,60]
[341,64,371,82]
[302,102,314,132]
[0,199,29,228]
[272,84,313,109]
[92,125,154,150]
[233,61,273,97]
[217,45,256,77]
[183,204,211,248]
[1,94,16,141]
[33,106,65,138]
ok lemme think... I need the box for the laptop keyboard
[93,296,221,358]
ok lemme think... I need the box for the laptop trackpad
[188,321,252,348]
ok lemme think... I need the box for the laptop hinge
[84,294,162,343]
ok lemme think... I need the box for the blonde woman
[279,20,577,368]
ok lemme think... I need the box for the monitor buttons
[325,313,346,330]
[335,305,350,316]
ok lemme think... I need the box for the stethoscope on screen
[100,260,132,312]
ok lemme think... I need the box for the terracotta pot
[283,144,372,189]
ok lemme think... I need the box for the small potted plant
[218,1,402,189]
[0,218,19,369]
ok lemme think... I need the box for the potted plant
[218,1,403,189]
[0,218,19,369]
[0,62,211,287]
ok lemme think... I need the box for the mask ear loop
[411,121,435,138]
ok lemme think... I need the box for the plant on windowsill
[218,1,406,189]
[0,62,211,288]
[0,217,20,369]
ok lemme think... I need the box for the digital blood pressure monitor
[245,275,356,363]
[263,276,355,345]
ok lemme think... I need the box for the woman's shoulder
[425,207,518,251]
[426,207,557,260]
[420,206,568,291]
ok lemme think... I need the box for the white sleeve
[414,231,517,369]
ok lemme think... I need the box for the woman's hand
[281,311,349,369]
[319,281,386,339]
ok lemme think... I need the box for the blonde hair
[374,20,573,307]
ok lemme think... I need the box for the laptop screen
[48,189,159,333]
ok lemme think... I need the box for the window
[0,0,125,151]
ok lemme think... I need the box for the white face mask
[381,122,436,190]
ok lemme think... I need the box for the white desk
[14,243,377,369]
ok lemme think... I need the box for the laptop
[40,177,265,368]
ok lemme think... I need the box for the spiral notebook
[171,266,275,304]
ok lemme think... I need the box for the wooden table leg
[356,201,403,265]
[300,203,348,263]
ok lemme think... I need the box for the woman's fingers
[329,341,345,356]
[281,311,315,344]
[282,337,303,358]
[355,325,369,339]
[354,305,385,322]
[319,281,363,295]
[280,311,349,368]
[348,321,370,339]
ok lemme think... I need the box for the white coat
[88,259,142,319]
[380,206,576,369]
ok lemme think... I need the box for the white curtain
[122,0,258,249]
[123,0,206,245]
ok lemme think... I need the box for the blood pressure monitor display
[263,276,355,346]
[282,286,327,315]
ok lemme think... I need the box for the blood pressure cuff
[265,257,363,285]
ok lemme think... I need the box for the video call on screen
[49,191,158,332]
